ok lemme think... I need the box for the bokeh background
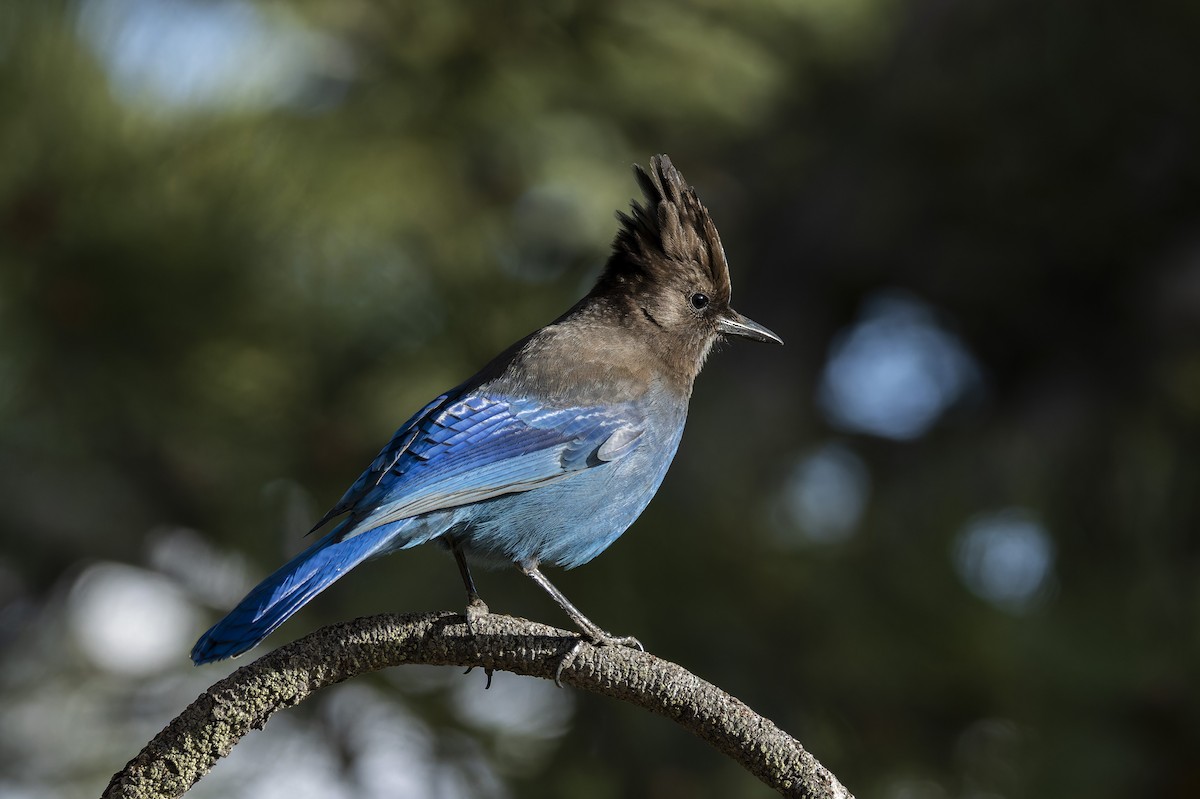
[3,1,1199,797]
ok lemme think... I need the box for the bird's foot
[462,597,493,688]
[588,631,644,651]
[554,639,587,688]
[464,596,490,634]
[553,631,643,687]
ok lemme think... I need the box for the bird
[191,154,781,665]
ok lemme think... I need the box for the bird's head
[591,155,781,379]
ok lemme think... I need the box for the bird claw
[591,633,643,651]
[554,639,587,688]
[462,665,495,689]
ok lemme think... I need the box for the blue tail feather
[191,522,395,664]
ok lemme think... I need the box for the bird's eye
[690,292,710,310]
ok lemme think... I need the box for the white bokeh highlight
[818,291,982,440]
[953,508,1056,612]
[776,442,871,544]
[451,669,576,773]
[77,0,349,112]
[68,561,201,675]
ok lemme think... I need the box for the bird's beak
[717,310,783,345]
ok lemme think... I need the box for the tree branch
[101,611,853,799]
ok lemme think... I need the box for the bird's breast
[457,394,687,569]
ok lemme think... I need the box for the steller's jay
[191,155,781,665]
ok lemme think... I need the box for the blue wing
[329,391,646,538]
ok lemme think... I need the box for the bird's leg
[451,540,489,632]
[519,562,643,651]
[451,541,496,686]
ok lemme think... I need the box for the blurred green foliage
[2,1,1199,797]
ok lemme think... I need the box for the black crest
[602,155,732,300]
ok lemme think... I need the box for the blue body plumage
[192,155,780,664]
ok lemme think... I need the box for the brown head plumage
[588,155,779,355]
